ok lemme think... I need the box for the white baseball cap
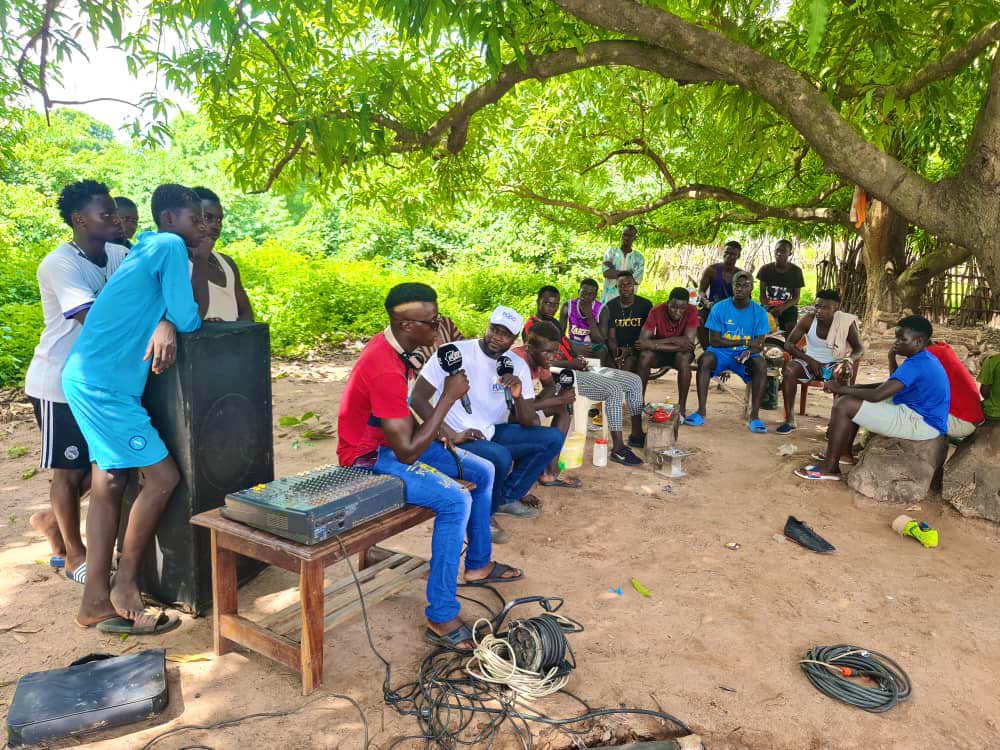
[489,306,524,336]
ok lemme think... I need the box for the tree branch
[290,41,725,155]
[895,21,1000,100]
[250,135,306,193]
[550,0,969,249]
[503,181,851,228]
[896,242,974,307]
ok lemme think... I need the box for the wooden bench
[191,504,435,695]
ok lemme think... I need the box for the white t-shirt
[417,339,533,440]
[24,242,128,402]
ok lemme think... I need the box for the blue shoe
[49,555,65,569]
[776,423,796,435]
[683,413,705,427]
[748,419,768,434]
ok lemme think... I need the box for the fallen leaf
[166,652,213,664]
[630,577,651,597]
[22,468,37,480]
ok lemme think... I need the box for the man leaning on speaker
[336,283,525,650]
[62,184,205,636]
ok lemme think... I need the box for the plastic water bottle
[593,439,608,467]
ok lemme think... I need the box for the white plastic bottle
[593,439,608,467]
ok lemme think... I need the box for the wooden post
[211,529,238,656]
[299,559,325,695]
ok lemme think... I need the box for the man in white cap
[412,306,566,523]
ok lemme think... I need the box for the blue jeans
[373,442,494,625]
[461,423,565,512]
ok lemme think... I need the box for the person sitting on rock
[926,339,984,439]
[795,315,949,481]
[688,271,771,433]
[776,289,864,434]
[977,353,1000,423]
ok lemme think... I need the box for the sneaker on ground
[776,422,796,434]
[610,446,643,466]
[490,517,509,544]
[495,500,539,518]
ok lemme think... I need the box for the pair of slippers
[683,413,768,434]
[79,610,181,636]
[425,562,524,650]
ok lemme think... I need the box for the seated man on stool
[776,289,864,434]
[689,271,771,433]
[796,315,949,481]
[337,283,522,650]
[510,319,580,490]
[412,307,566,526]
[635,286,699,412]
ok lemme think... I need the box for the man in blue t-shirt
[796,315,949,481]
[687,271,772,433]
[62,184,204,635]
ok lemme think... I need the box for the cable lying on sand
[800,644,912,713]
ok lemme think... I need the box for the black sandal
[464,561,523,586]
[424,623,475,651]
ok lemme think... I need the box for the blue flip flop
[748,419,768,434]
[50,555,66,569]
[65,562,86,584]
[683,413,705,427]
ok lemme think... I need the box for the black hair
[192,186,221,204]
[776,238,793,251]
[114,196,137,211]
[385,282,437,311]
[150,184,199,227]
[57,179,111,227]
[816,289,841,303]
[527,320,562,344]
[624,224,637,232]
[617,270,635,281]
[668,287,689,302]
[724,240,742,252]
[537,285,560,299]
[897,315,933,340]
[580,278,599,290]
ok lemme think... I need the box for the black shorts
[648,351,689,369]
[30,397,91,470]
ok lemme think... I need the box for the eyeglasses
[402,315,441,327]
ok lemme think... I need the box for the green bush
[0,303,43,387]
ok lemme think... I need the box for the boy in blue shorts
[62,184,204,634]
[688,270,771,433]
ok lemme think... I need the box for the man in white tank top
[776,289,864,434]
[188,187,254,322]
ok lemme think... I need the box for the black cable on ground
[800,644,911,713]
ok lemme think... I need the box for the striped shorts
[29,397,91,470]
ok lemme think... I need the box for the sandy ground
[1,347,999,750]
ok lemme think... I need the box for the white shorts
[852,401,940,441]
[947,414,977,439]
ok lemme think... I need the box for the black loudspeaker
[119,322,273,614]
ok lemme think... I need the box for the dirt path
[1,351,998,749]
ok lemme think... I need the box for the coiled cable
[800,644,911,713]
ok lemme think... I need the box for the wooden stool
[192,503,438,694]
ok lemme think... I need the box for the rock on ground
[848,434,948,504]
[943,421,1000,523]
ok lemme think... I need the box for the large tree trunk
[859,200,909,325]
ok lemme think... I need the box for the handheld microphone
[556,368,576,416]
[437,343,472,414]
[496,355,515,411]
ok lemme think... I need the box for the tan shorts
[852,401,940,441]
[947,414,977,439]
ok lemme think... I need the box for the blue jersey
[62,231,202,396]
[705,298,770,350]
[890,349,950,435]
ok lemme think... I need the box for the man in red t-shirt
[925,340,984,438]
[635,287,699,415]
[336,283,524,650]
